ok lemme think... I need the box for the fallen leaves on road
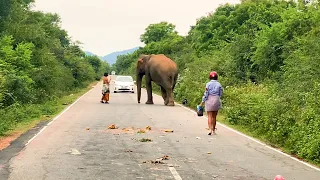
[137,129,146,133]
[125,149,133,152]
[207,152,212,154]
[85,128,90,131]
[146,126,151,130]
[143,155,169,164]
[162,129,174,133]
[162,155,169,160]
[139,138,152,142]
[108,124,118,129]
[122,128,130,132]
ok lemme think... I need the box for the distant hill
[84,47,139,65]
[101,47,139,65]
[84,51,96,56]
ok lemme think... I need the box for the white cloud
[32,0,240,56]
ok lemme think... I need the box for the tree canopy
[0,0,110,134]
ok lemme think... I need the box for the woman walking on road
[101,72,111,104]
[200,71,223,135]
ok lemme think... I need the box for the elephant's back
[149,54,177,70]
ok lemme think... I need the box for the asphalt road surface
[1,75,319,180]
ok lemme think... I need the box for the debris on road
[69,149,81,155]
[85,128,90,131]
[108,124,118,129]
[207,152,212,154]
[162,155,169,160]
[125,149,133,152]
[196,137,201,139]
[146,126,151,130]
[139,138,152,142]
[143,155,169,164]
[122,128,131,132]
[212,175,219,178]
[162,129,174,133]
[137,129,146,133]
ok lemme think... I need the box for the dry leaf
[122,128,130,132]
[162,155,169,160]
[108,124,117,129]
[146,126,151,130]
[207,152,212,154]
[86,128,90,130]
[137,129,146,133]
[163,129,174,133]
[139,138,152,142]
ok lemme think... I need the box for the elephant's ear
[141,55,151,62]
[137,55,150,64]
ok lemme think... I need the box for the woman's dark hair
[104,72,108,76]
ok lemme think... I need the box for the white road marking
[152,93,320,172]
[168,166,183,180]
[25,85,97,146]
[25,126,47,146]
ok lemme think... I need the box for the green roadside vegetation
[111,0,320,166]
[0,1,110,137]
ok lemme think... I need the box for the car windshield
[116,76,133,82]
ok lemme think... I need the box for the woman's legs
[207,111,218,135]
[101,93,105,103]
[207,111,213,135]
[212,111,218,132]
[105,93,110,103]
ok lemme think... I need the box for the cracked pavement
[1,76,319,180]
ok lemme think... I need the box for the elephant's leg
[145,75,154,104]
[161,86,168,105]
[166,88,175,106]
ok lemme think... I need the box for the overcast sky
[32,0,240,56]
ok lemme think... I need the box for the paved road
[1,75,320,180]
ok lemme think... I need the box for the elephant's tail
[172,73,178,90]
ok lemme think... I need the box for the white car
[113,76,135,93]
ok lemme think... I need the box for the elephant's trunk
[137,74,143,103]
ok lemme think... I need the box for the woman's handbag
[196,105,204,116]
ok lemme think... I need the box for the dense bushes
[0,0,110,135]
[113,0,320,164]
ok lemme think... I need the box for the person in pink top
[200,71,223,135]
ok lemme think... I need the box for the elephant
[136,54,178,106]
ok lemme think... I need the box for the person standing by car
[101,72,111,104]
[200,71,223,135]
